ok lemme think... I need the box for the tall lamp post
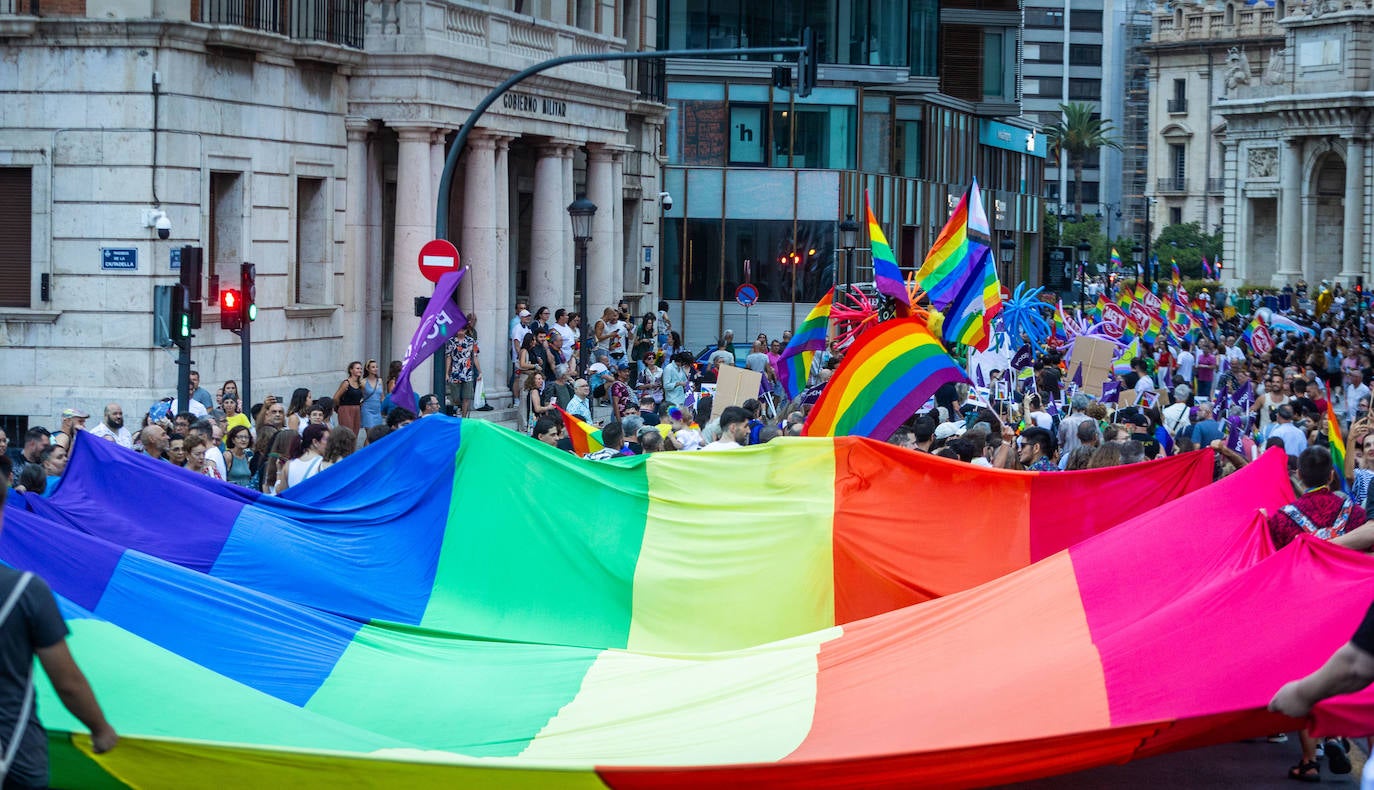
[1076,239,1092,314]
[999,236,1016,284]
[567,195,597,376]
[838,214,859,299]
[1131,244,1144,288]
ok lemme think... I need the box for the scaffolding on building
[1121,0,1152,246]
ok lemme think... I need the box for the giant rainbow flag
[11,423,1371,789]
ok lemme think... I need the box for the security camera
[155,213,171,240]
[658,191,673,212]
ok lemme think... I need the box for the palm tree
[1045,102,1122,220]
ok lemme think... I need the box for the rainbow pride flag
[1113,337,1140,376]
[1111,247,1122,271]
[775,288,833,399]
[558,406,604,456]
[1241,313,1265,347]
[1201,257,1214,279]
[915,181,1000,351]
[1092,293,1107,322]
[1,420,1245,788]
[1171,259,1181,286]
[1326,399,1348,492]
[1053,301,1068,340]
[802,318,968,439]
[864,191,909,306]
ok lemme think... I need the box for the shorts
[447,380,476,402]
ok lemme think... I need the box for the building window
[729,104,767,165]
[847,0,908,66]
[1169,206,1183,225]
[209,172,245,287]
[295,177,329,305]
[908,0,938,75]
[663,217,834,303]
[1070,10,1102,30]
[1170,143,1186,181]
[983,31,1005,98]
[1023,78,1062,99]
[1069,44,1101,66]
[895,120,921,178]
[1169,79,1187,113]
[1024,7,1063,28]
[772,106,855,169]
[1026,42,1062,63]
[1068,78,1101,100]
[0,168,32,308]
[861,96,892,173]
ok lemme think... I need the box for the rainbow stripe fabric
[864,192,909,307]
[915,181,1000,351]
[1326,399,1348,492]
[1241,314,1266,349]
[1171,259,1181,286]
[8,436,1338,789]
[1110,247,1122,270]
[558,406,603,455]
[775,288,833,399]
[801,318,968,439]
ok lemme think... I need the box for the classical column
[365,128,384,362]
[586,144,617,312]
[1302,194,1318,284]
[1343,137,1365,285]
[491,136,513,402]
[390,124,436,390]
[530,142,566,316]
[461,132,499,405]
[431,130,448,231]
[611,148,626,304]
[1278,137,1303,281]
[561,144,576,309]
[344,116,376,366]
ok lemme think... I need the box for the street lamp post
[999,236,1016,284]
[1076,239,1092,315]
[567,195,596,378]
[838,214,859,300]
[1131,244,1144,288]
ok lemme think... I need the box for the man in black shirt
[0,484,118,787]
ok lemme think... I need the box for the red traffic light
[220,289,243,331]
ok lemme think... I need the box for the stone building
[0,0,665,428]
[1219,0,1374,287]
[1142,0,1283,252]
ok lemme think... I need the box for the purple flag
[1071,363,1084,387]
[1046,399,1059,417]
[1224,416,1245,453]
[975,365,986,387]
[1154,425,1175,456]
[1011,344,1033,371]
[1234,381,1254,408]
[1101,379,1120,404]
[1214,381,1230,413]
[391,269,468,413]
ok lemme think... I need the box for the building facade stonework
[1219,0,1374,286]
[0,0,665,424]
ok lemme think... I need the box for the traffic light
[241,262,257,322]
[220,289,243,331]
[179,246,203,327]
[797,27,817,98]
[171,283,192,350]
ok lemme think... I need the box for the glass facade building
[657,0,1045,342]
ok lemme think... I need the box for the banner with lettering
[391,269,469,413]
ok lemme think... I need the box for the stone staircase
[459,394,523,432]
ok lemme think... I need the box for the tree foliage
[1153,222,1223,279]
[1044,102,1122,220]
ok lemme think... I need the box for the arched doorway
[1310,152,1344,284]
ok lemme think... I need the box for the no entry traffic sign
[418,239,461,284]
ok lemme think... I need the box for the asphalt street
[1001,737,1365,788]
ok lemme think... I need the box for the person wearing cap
[933,421,965,444]
[510,307,533,399]
[49,408,89,452]
[1120,409,1160,459]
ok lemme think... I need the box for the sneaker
[1325,738,1352,775]
[1267,733,1289,743]
[475,405,494,411]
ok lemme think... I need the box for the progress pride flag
[391,269,468,412]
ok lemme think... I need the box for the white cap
[587,362,608,374]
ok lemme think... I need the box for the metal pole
[240,310,251,414]
[576,239,591,421]
[176,343,191,416]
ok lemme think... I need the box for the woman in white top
[282,423,329,491]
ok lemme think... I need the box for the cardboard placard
[713,365,764,413]
[1066,335,1117,397]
